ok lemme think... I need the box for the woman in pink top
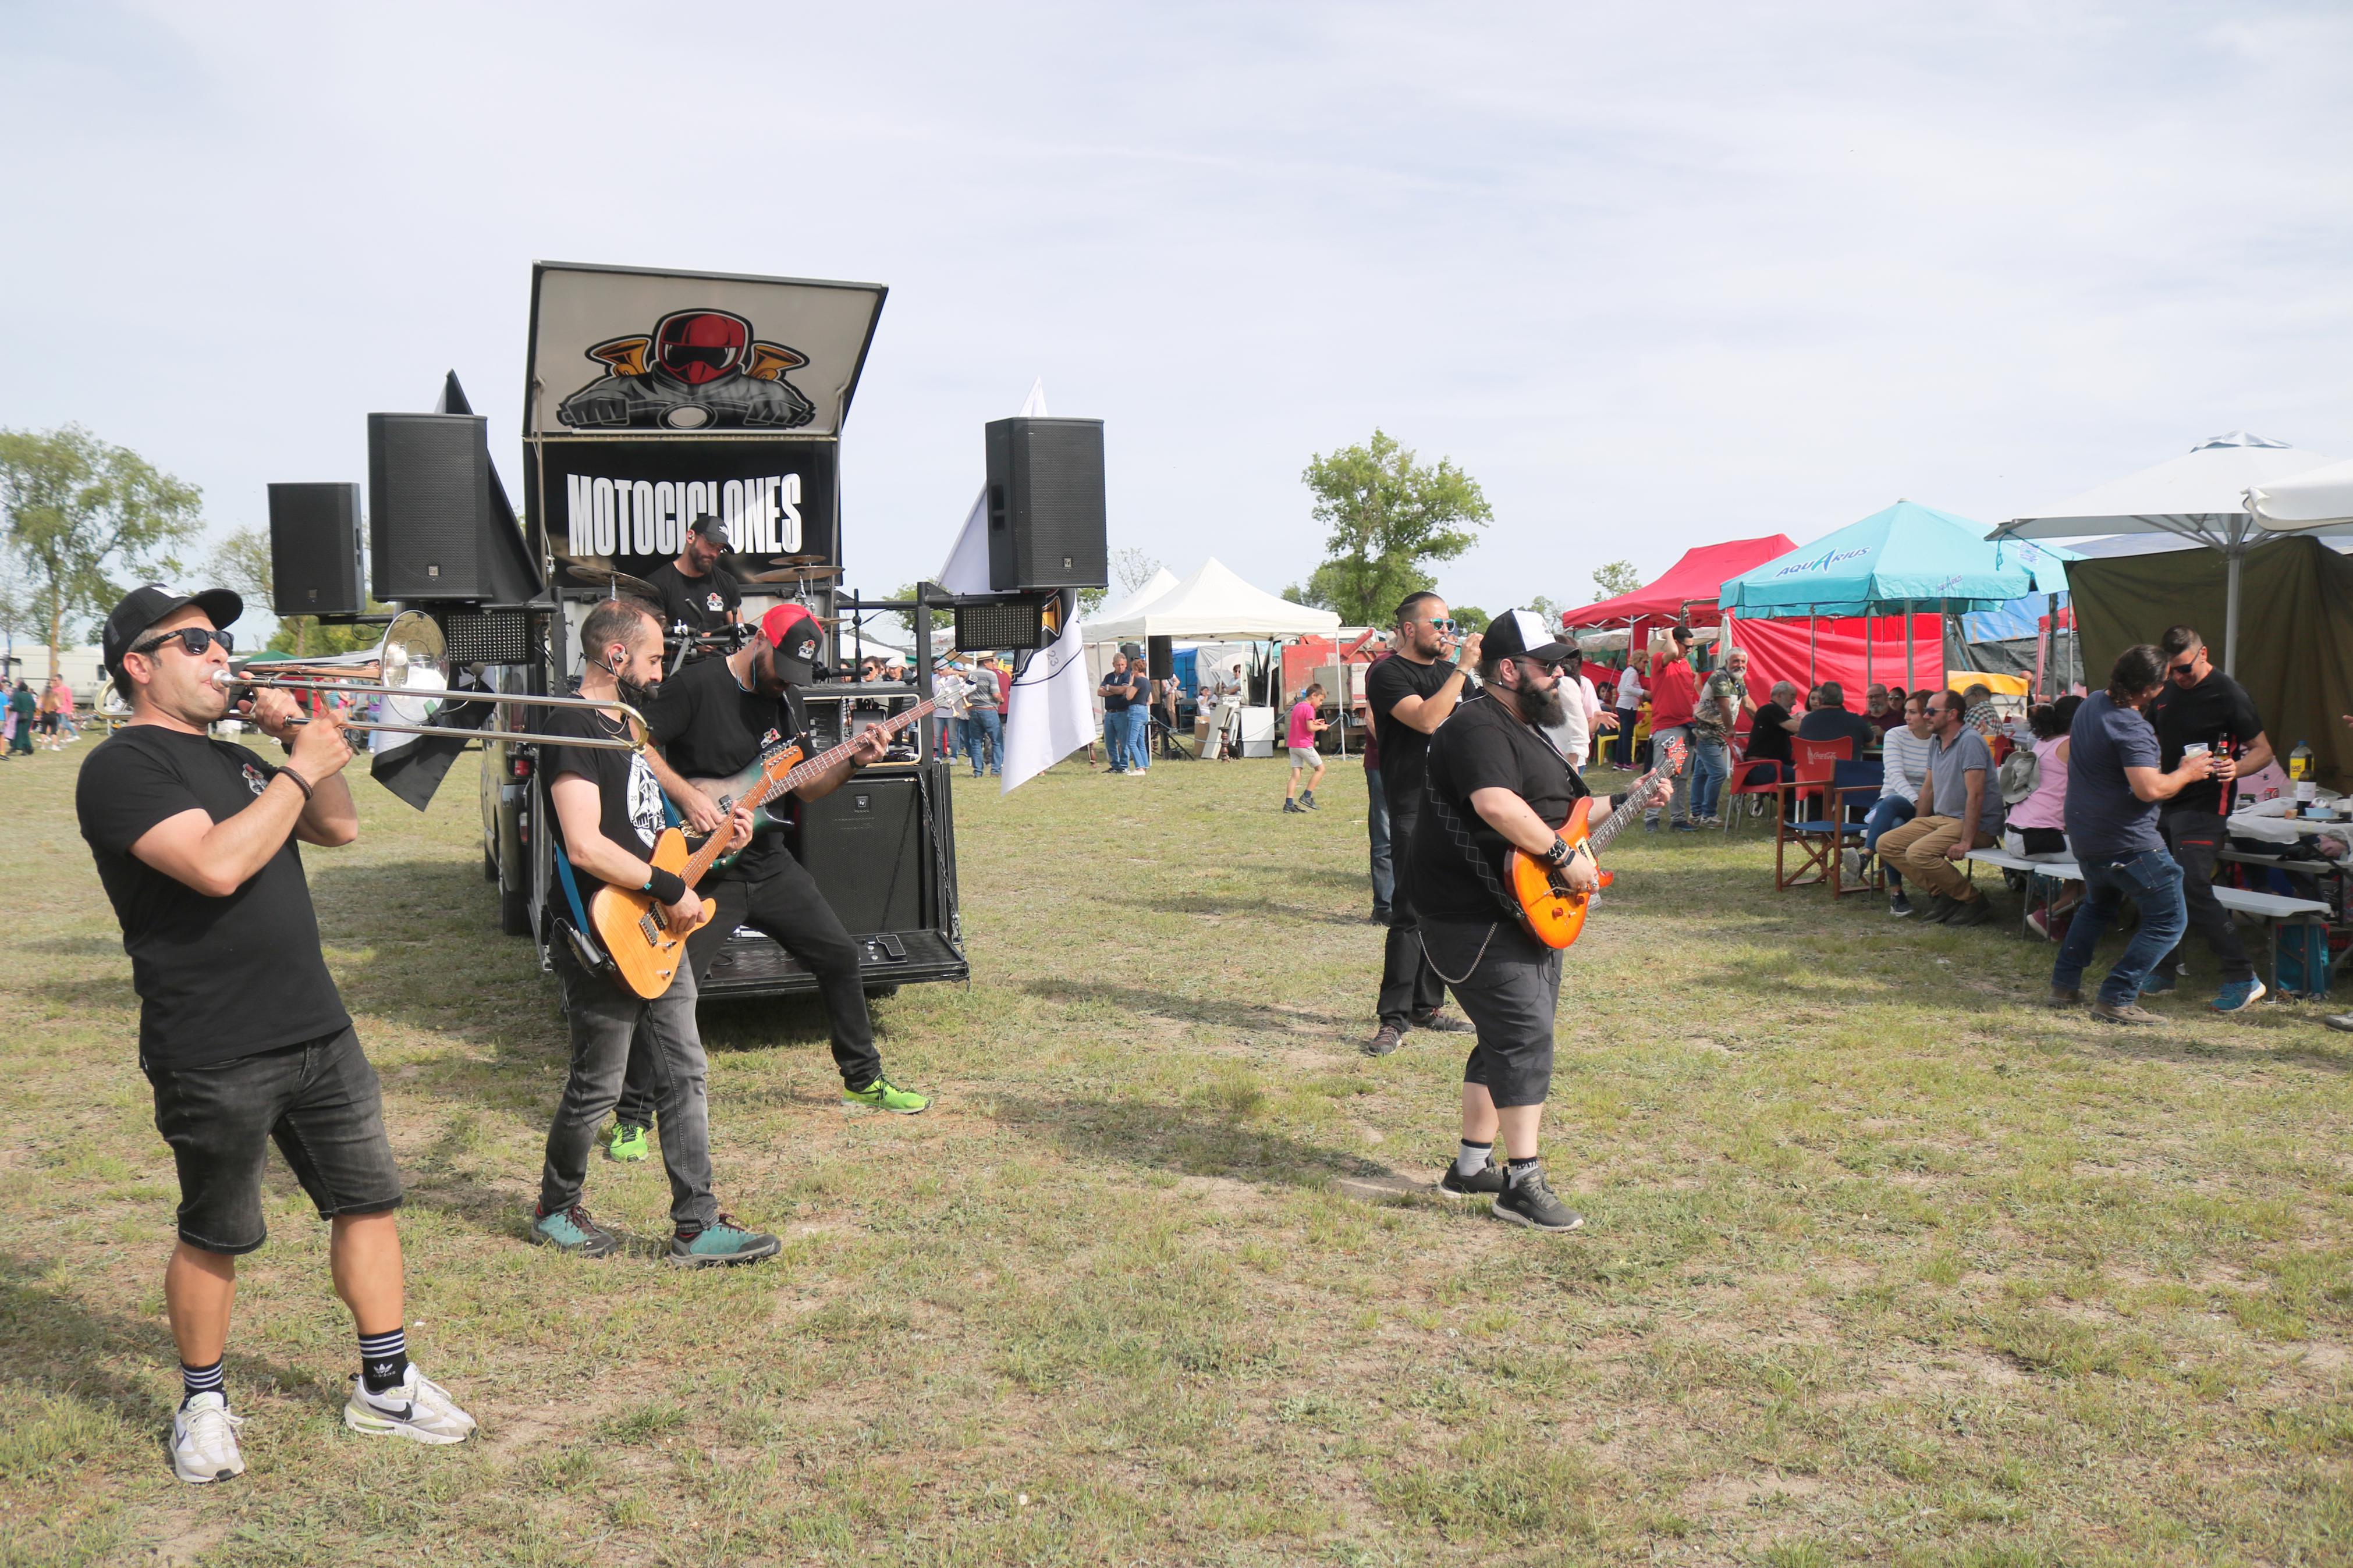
[2010,695,2082,933]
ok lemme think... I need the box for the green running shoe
[842,1076,931,1115]
[668,1214,781,1268]
[605,1123,651,1162]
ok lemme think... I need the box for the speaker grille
[438,608,534,667]
[954,599,1050,651]
[984,417,1108,591]
[267,483,364,616]
[369,414,489,600]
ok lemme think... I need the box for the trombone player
[76,586,476,1485]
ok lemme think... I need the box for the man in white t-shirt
[1204,660,1245,760]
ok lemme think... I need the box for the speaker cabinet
[267,482,365,616]
[984,417,1107,592]
[368,413,492,600]
[794,774,925,934]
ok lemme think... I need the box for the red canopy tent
[1561,535,1800,634]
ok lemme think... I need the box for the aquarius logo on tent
[1771,545,1872,579]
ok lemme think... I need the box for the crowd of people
[2,673,81,755]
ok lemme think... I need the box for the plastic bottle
[2290,739,2315,809]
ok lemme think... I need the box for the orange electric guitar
[1504,736,1685,950]
[590,698,936,998]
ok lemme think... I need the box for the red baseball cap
[757,603,825,685]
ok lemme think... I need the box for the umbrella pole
[1807,606,1818,689]
[1904,600,1914,691]
[1865,610,1873,695]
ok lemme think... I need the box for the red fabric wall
[1729,614,1943,707]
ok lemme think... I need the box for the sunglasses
[1422,618,1460,632]
[132,627,235,659]
[2167,659,2199,677]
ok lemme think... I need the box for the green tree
[1591,560,1642,599]
[0,425,204,679]
[1450,605,1489,634]
[1290,429,1490,625]
[208,525,277,645]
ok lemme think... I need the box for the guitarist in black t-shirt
[599,602,923,1147]
[77,585,475,1485]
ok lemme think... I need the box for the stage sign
[542,440,837,572]
[527,262,885,440]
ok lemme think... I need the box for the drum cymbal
[556,556,661,599]
[737,563,843,583]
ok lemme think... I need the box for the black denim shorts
[1421,919,1565,1108]
[143,1026,403,1255]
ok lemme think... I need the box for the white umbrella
[2248,456,2353,531]
[1987,431,2344,674]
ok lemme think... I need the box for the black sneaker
[1369,907,1392,926]
[1283,799,1303,813]
[1492,1169,1584,1232]
[1300,791,1318,810]
[1888,890,1914,918]
[1437,1161,1507,1199]
[1946,895,1997,927]
[1360,1023,1406,1058]
[1409,1009,1475,1034]
[1918,894,1960,924]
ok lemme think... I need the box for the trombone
[215,610,649,751]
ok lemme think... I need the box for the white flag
[934,381,1092,792]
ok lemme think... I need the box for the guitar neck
[1581,763,1668,855]
[679,698,938,891]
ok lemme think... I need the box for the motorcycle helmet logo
[558,307,815,431]
[653,311,748,386]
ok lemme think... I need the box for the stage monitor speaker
[984,416,1107,592]
[267,482,365,616]
[794,774,925,935]
[368,413,492,600]
[1147,635,1173,680]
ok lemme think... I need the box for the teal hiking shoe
[530,1203,620,1258]
[2210,977,2266,1013]
[605,1123,651,1162]
[668,1214,781,1268]
[843,1076,931,1115]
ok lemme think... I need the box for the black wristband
[644,867,687,905]
[276,767,314,802]
[1545,834,1573,866]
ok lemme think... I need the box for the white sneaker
[171,1392,247,1484]
[343,1364,478,1444]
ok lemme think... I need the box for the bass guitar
[1504,736,1684,951]
[591,698,936,998]
[681,698,940,869]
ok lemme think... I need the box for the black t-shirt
[1411,691,1592,923]
[1796,706,1878,755]
[76,726,350,1068]
[540,703,670,897]
[2149,669,2262,817]
[1366,653,1462,810]
[1099,670,1132,713]
[645,560,742,636]
[650,656,805,878]
[1747,703,1794,764]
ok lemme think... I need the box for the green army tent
[2066,535,2353,792]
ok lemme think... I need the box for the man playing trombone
[76,585,476,1485]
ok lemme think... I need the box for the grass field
[3,737,2352,1566]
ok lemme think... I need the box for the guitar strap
[551,847,614,973]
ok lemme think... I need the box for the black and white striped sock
[180,1357,225,1406]
[358,1327,409,1394]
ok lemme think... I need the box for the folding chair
[1772,738,1855,890]
[1825,759,1886,897]
[1721,735,1786,836]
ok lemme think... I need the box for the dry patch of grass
[2,746,2351,1564]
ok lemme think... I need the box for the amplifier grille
[954,599,1050,652]
[439,609,533,666]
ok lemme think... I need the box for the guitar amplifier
[794,774,925,935]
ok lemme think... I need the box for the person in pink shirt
[1283,682,1329,814]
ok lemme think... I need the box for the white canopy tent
[1083,557,1341,643]
[1988,431,2345,674]
[2248,457,2353,532]
[1081,567,1179,639]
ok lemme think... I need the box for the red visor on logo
[653,311,750,386]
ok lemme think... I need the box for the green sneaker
[842,1076,931,1115]
[530,1203,620,1258]
[668,1214,781,1268]
[605,1123,651,1162]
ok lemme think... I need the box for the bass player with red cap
[602,601,927,1158]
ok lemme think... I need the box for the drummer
[644,516,742,639]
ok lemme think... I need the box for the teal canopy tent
[1720,500,2037,691]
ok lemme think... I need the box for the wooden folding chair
[1772,738,1855,890]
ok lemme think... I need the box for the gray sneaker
[1360,1023,1406,1058]
[1491,1169,1585,1232]
[2327,1013,2353,1033]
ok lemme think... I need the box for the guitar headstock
[757,744,801,787]
[1657,735,1688,776]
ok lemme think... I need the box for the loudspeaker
[267,482,365,616]
[794,774,925,934]
[1147,635,1173,680]
[368,413,492,600]
[984,417,1107,592]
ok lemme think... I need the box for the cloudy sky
[5,1,2350,639]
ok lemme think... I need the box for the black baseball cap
[102,585,244,696]
[687,514,733,552]
[1482,608,1577,665]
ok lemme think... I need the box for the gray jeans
[1645,723,1693,823]
[538,945,716,1229]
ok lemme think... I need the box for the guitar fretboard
[680,698,939,888]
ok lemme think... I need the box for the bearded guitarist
[1415,610,1669,1232]
[603,602,927,1155]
